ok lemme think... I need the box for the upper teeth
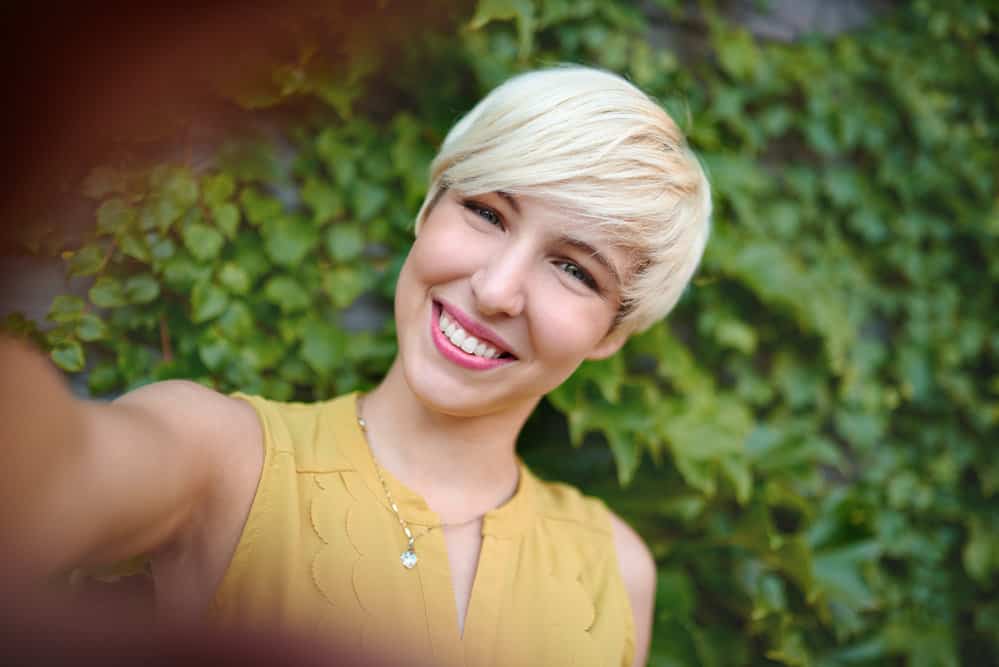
[439,311,503,359]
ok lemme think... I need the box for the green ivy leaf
[300,318,343,376]
[198,333,235,371]
[89,277,127,308]
[468,0,536,60]
[67,244,105,277]
[217,300,255,340]
[302,176,344,224]
[47,295,86,324]
[191,282,230,323]
[51,340,85,372]
[812,541,880,612]
[96,198,136,236]
[263,275,310,313]
[145,195,185,233]
[325,224,364,262]
[239,188,283,226]
[262,215,319,267]
[87,361,120,395]
[119,232,152,263]
[351,181,389,221]
[202,172,236,206]
[218,262,252,295]
[231,234,272,282]
[124,274,160,304]
[150,237,176,261]
[212,202,241,239]
[321,266,369,309]
[76,312,109,342]
[162,251,212,290]
[183,222,226,262]
[162,166,200,209]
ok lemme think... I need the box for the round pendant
[400,549,418,569]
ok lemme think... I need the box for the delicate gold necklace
[356,404,484,570]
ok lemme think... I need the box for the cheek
[528,286,613,364]
[406,222,481,283]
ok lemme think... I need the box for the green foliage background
[6,1,998,664]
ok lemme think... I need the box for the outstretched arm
[0,337,260,581]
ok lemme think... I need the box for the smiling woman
[1,65,710,667]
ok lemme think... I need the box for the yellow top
[214,392,635,667]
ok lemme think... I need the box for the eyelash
[461,198,601,293]
[463,199,503,228]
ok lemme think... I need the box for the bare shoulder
[112,380,261,466]
[609,510,656,667]
[113,380,257,440]
[114,380,264,500]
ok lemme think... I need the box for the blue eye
[463,200,503,227]
[557,261,598,290]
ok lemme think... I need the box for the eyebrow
[497,191,521,215]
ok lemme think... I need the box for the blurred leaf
[326,224,364,262]
[50,340,85,372]
[218,262,252,295]
[212,202,241,239]
[67,245,105,277]
[302,176,344,224]
[47,295,86,324]
[351,181,389,221]
[263,275,310,313]
[76,313,109,342]
[96,198,136,236]
[203,172,236,206]
[468,0,536,59]
[262,215,319,267]
[124,274,160,304]
[301,318,343,376]
[89,277,127,308]
[191,282,229,323]
[183,222,226,262]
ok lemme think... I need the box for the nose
[470,245,530,318]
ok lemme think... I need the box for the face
[393,189,630,418]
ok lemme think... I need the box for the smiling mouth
[437,311,514,360]
[432,301,516,362]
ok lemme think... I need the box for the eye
[462,200,504,228]
[556,260,598,291]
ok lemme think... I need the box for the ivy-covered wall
[4,1,997,665]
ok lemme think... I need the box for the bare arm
[0,337,259,581]
[610,511,657,667]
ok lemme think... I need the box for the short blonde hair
[414,65,711,334]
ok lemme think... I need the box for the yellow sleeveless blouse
[214,392,635,667]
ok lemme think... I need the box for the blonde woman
[1,65,710,666]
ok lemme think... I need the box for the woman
[1,65,710,666]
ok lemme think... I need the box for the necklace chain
[356,404,485,570]
[357,414,419,568]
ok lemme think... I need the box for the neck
[359,359,534,521]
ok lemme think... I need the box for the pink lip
[430,301,517,371]
[435,298,515,354]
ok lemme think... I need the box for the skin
[0,188,657,665]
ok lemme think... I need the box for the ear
[585,328,629,361]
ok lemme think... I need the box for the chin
[395,348,534,420]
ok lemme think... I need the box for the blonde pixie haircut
[414,65,712,334]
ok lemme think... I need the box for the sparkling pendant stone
[400,549,418,569]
